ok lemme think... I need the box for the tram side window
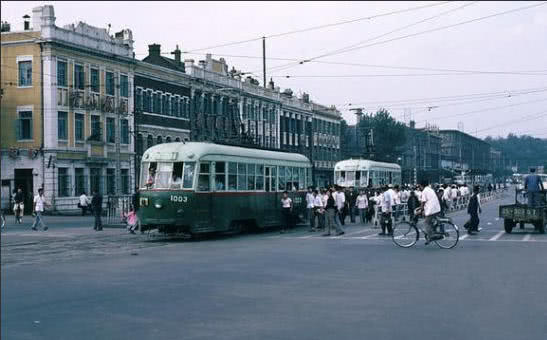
[183,162,195,189]
[256,164,264,191]
[237,163,248,190]
[198,162,210,191]
[171,162,183,189]
[215,162,226,191]
[292,167,299,191]
[307,168,312,188]
[278,166,286,191]
[299,168,305,190]
[228,162,237,190]
[272,166,277,191]
[248,164,256,190]
[285,167,292,190]
[336,171,346,186]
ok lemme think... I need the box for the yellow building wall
[0,39,42,150]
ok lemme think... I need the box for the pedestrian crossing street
[266,221,547,244]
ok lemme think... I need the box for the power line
[264,1,547,74]
[265,1,477,74]
[473,110,547,135]
[182,1,452,53]
[416,97,547,124]
[273,72,547,78]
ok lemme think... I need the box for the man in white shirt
[451,185,459,206]
[418,180,442,244]
[442,185,452,210]
[79,192,91,216]
[335,186,346,226]
[312,190,324,231]
[379,186,394,236]
[32,188,50,231]
[305,187,315,231]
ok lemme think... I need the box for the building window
[121,169,130,194]
[58,111,68,140]
[120,75,128,98]
[162,95,169,115]
[165,136,171,143]
[153,93,161,114]
[107,117,116,143]
[172,98,179,117]
[18,60,32,86]
[17,111,33,140]
[74,64,84,90]
[143,90,151,112]
[90,168,103,194]
[120,119,129,144]
[90,115,102,141]
[57,60,67,87]
[106,168,116,195]
[90,68,100,93]
[137,134,144,154]
[135,88,143,112]
[58,168,70,197]
[105,71,115,96]
[157,136,163,144]
[75,168,86,195]
[147,135,153,149]
[75,113,84,142]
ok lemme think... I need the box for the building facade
[1,5,135,213]
[439,129,492,175]
[400,125,442,185]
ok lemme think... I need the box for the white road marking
[489,231,505,241]
[487,222,492,225]
[460,234,469,240]
[355,233,381,240]
[522,234,532,242]
[344,228,372,237]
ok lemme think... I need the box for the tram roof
[142,142,311,165]
[334,159,401,171]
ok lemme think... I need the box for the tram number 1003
[170,195,188,203]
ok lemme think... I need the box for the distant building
[439,129,491,175]
[400,124,442,185]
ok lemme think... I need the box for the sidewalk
[1,214,123,232]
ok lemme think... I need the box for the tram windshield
[141,161,195,190]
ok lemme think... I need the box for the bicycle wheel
[434,222,459,249]
[392,221,419,248]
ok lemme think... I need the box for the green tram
[138,142,312,234]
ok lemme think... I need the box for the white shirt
[400,190,410,203]
[421,186,441,216]
[34,194,46,212]
[392,190,401,205]
[306,192,314,208]
[321,194,329,208]
[380,191,392,213]
[356,195,368,209]
[335,191,346,210]
[463,187,470,196]
[281,197,292,208]
[79,194,90,206]
[443,189,451,201]
[451,188,458,199]
[414,190,422,201]
[313,195,323,209]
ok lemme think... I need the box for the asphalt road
[2,192,546,340]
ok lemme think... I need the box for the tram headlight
[140,197,149,207]
[154,202,163,209]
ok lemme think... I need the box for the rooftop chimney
[171,45,182,64]
[409,120,416,129]
[268,78,275,90]
[148,44,161,57]
[23,14,30,31]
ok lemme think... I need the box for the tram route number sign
[170,195,188,203]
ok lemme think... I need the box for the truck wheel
[504,219,515,233]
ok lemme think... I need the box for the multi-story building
[400,123,442,185]
[1,5,135,213]
[311,102,342,187]
[439,129,492,175]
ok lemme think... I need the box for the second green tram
[138,142,312,234]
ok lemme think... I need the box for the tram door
[264,166,277,224]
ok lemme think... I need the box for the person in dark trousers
[323,188,345,237]
[524,168,545,208]
[132,186,140,212]
[407,189,420,224]
[347,187,357,223]
[91,189,103,231]
[280,191,292,234]
[466,185,482,235]
[14,187,25,224]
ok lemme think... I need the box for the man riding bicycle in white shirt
[417,179,442,244]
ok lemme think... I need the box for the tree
[485,134,547,172]
[356,108,407,162]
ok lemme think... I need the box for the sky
[2,1,546,139]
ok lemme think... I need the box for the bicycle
[392,211,459,249]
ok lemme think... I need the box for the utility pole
[262,37,266,88]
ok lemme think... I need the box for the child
[124,206,138,234]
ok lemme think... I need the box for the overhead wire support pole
[262,37,266,88]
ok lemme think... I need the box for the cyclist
[417,179,442,244]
